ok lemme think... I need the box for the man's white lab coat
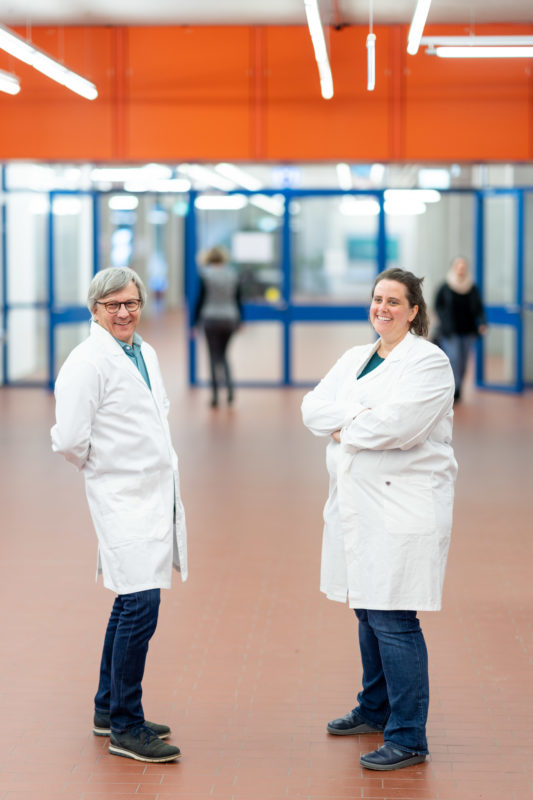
[51,322,187,595]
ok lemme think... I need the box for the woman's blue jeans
[94,589,161,733]
[354,609,429,755]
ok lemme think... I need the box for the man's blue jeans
[94,589,161,733]
[354,609,429,755]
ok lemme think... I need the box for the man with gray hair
[51,267,187,763]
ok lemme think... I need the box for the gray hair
[87,267,147,314]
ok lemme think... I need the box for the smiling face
[370,279,418,347]
[92,280,142,345]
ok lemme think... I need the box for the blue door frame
[475,189,525,393]
[186,187,386,388]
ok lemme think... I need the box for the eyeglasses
[96,299,141,314]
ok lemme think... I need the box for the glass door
[477,190,523,392]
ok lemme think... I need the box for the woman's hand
[331,430,341,443]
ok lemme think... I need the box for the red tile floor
[1,314,532,800]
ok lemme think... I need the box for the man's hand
[331,430,341,443]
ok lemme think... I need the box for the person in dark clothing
[434,257,487,402]
[193,246,243,407]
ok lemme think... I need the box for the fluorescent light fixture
[336,163,353,190]
[304,0,334,100]
[339,197,380,216]
[195,194,247,211]
[422,36,533,58]
[436,46,533,58]
[123,178,191,193]
[178,163,236,191]
[0,69,20,95]
[0,23,97,99]
[108,196,139,211]
[407,0,432,56]
[249,194,284,217]
[385,199,426,216]
[52,197,83,215]
[418,168,450,190]
[91,165,173,185]
[385,189,441,204]
[215,163,263,191]
[366,33,376,91]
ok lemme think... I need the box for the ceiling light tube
[215,163,263,191]
[435,46,533,58]
[304,0,334,100]
[407,0,432,56]
[421,36,533,47]
[0,69,20,95]
[366,33,376,91]
[0,23,97,100]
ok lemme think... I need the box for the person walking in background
[434,256,487,402]
[193,245,242,408]
[51,267,187,764]
[301,269,457,771]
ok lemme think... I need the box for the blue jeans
[354,609,429,755]
[440,334,476,395]
[94,589,161,733]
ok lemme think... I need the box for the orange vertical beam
[389,26,406,160]
[111,26,128,160]
[250,26,267,160]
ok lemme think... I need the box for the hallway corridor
[1,315,532,800]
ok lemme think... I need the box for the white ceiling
[0,0,532,27]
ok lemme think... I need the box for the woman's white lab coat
[51,322,188,595]
[301,332,457,611]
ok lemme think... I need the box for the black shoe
[360,743,426,771]
[93,712,171,739]
[327,708,382,735]
[109,724,181,763]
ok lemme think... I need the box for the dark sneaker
[327,708,382,735]
[360,743,427,771]
[93,712,171,739]
[109,724,181,763]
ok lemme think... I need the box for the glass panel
[483,194,516,305]
[196,322,282,383]
[53,194,94,306]
[525,193,533,305]
[384,192,475,309]
[525,311,533,383]
[195,195,284,304]
[7,193,48,304]
[291,196,379,304]
[7,308,47,382]
[483,325,516,386]
[98,194,187,314]
[292,322,374,383]
[54,322,91,378]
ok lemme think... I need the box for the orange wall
[0,23,531,162]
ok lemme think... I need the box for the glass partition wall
[0,161,531,391]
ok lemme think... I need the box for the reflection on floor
[0,311,531,800]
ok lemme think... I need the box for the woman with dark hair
[193,246,242,407]
[302,269,457,772]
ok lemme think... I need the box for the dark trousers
[204,321,236,404]
[94,589,160,733]
[354,609,429,754]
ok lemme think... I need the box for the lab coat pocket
[382,475,437,536]
[98,471,168,549]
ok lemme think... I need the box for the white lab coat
[301,332,457,611]
[51,322,188,595]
